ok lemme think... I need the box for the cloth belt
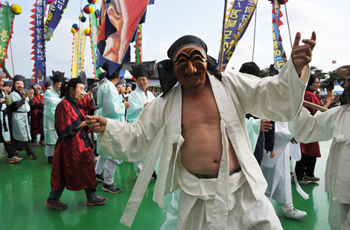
[189,166,242,179]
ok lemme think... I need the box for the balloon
[332,60,337,64]
[80,15,86,23]
[72,23,79,29]
[71,28,77,34]
[11,4,22,15]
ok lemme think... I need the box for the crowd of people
[1,32,350,230]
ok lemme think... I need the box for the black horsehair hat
[130,64,153,80]
[50,70,65,83]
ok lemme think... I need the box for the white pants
[177,166,282,230]
[95,155,117,185]
[45,144,55,157]
[134,158,146,174]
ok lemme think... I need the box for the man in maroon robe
[29,83,45,145]
[45,76,107,209]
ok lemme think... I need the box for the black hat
[239,62,260,77]
[50,70,65,83]
[101,61,120,79]
[13,75,26,83]
[117,79,126,86]
[98,72,107,81]
[130,64,152,80]
[78,71,87,85]
[3,80,12,87]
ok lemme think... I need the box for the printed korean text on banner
[218,0,258,66]
[76,28,86,77]
[271,0,287,72]
[71,31,79,78]
[30,0,48,84]
[45,0,70,41]
[89,10,100,77]
[97,0,150,75]
[0,5,15,74]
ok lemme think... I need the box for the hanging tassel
[291,160,309,200]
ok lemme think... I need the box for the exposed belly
[181,125,240,175]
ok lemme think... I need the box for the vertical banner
[0,5,15,73]
[44,0,70,41]
[89,10,100,77]
[31,0,48,85]
[271,0,287,72]
[71,32,79,78]
[77,28,86,76]
[135,24,142,65]
[97,0,150,74]
[218,0,258,66]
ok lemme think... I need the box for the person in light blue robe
[94,63,130,193]
[43,71,65,163]
[9,75,36,159]
[127,64,157,177]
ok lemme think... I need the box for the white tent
[119,69,133,80]
[334,80,344,95]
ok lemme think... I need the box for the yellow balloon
[84,28,91,35]
[11,4,22,15]
[71,28,77,34]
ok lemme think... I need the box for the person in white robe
[261,122,307,219]
[127,64,156,178]
[289,65,350,230]
[9,75,36,159]
[43,71,64,163]
[94,63,129,193]
[87,33,315,229]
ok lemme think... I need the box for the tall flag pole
[218,0,258,70]
[271,0,287,72]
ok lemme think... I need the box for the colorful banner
[271,0,287,72]
[44,0,70,41]
[71,32,79,78]
[0,5,15,66]
[77,28,86,76]
[30,0,48,84]
[218,0,258,66]
[135,24,142,65]
[89,10,100,77]
[97,0,150,74]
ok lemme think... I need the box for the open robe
[44,88,61,145]
[0,91,10,142]
[261,122,301,204]
[51,96,95,191]
[9,91,31,142]
[99,59,309,227]
[30,94,44,135]
[127,86,155,124]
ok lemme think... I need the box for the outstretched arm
[291,32,316,75]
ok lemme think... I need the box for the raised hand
[291,31,316,75]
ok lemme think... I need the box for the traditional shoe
[39,140,46,146]
[280,203,307,219]
[48,156,53,164]
[102,183,121,194]
[28,154,37,160]
[304,175,320,182]
[151,171,157,180]
[96,174,104,183]
[45,200,68,210]
[86,196,107,206]
[9,156,23,164]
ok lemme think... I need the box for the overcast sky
[7,0,350,79]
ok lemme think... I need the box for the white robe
[127,86,155,124]
[99,59,309,228]
[289,105,350,229]
[261,122,301,204]
[0,91,10,142]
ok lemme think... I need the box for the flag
[0,4,15,77]
[44,0,70,41]
[218,0,258,66]
[97,0,150,75]
[89,10,100,78]
[271,0,287,72]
